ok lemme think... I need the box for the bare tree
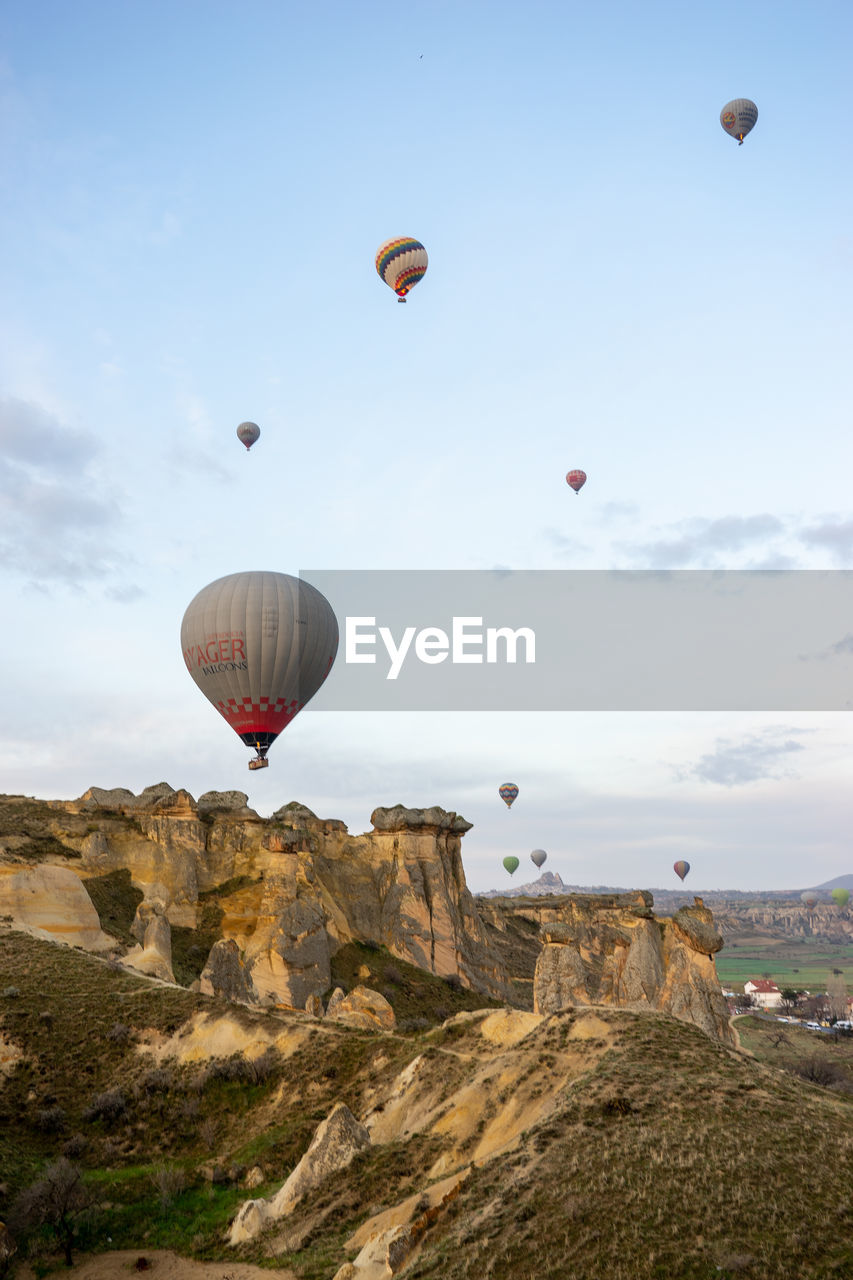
[9,1158,90,1267]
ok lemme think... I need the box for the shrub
[35,1106,67,1134]
[443,974,464,992]
[107,1023,132,1046]
[1,987,20,999]
[62,1134,87,1160]
[83,1088,127,1124]
[150,1164,187,1209]
[383,966,403,985]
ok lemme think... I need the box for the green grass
[715,936,853,992]
[83,869,143,946]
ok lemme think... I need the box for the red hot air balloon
[673,860,690,882]
[181,571,338,770]
[566,470,587,494]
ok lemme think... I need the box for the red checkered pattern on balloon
[216,695,301,732]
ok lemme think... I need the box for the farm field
[716,936,853,993]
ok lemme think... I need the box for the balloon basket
[248,757,269,771]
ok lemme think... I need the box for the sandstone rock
[325,986,396,1031]
[533,894,733,1044]
[199,939,257,1004]
[228,1103,371,1243]
[0,865,113,951]
[244,1166,265,1189]
[370,805,472,834]
[197,790,252,814]
[242,893,331,1008]
[325,987,346,1018]
[124,901,174,983]
[305,994,324,1017]
[672,899,724,955]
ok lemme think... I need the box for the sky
[1,1,852,894]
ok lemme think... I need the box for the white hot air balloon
[530,849,547,869]
[720,99,758,145]
[181,571,338,769]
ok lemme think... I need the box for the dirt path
[16,1248,297,1280]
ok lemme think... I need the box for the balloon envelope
[566,469,587,493]
[530,849,547,869]
[801,891,819,908]
[503,856,520,876]
[181,571,338,762]
[720,98,758,144]
[831,888,850,908]
[673,860,690,882]
[376,237,428,301]
[237,421,260,451]
[499,783,519,808]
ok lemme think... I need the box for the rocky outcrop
[0,863,113,951]
[533,895,732,1044]
[123,900,174,982]
[228,1103,371,1244]
[325,985,396,1031]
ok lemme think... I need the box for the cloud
[626,515,785,569]
[0,396,122,585]
[677,730,806,787]
[799,518,853,565]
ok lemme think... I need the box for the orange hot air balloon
[566,470,587,494]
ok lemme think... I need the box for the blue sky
[1,1,851,892]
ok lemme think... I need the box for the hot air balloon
[499,783,519,809]
[673,860,690,882]
[720,99,758,145]
[831,888,850,908]
[181,571,338,770]
[801,891,819,909]
[375,237,428,302]
[236,421,260,451]
[531,849,547,869]
[566,470,587,494]
[503,856,520,876]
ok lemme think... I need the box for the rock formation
[0,786,734,1044]
[324,985,396,1031]
[533,893,733,1044]
[228,1102,371,1244]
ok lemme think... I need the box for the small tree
[9,1158,90,1267]
[780,988,801,1016]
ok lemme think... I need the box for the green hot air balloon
[503,856,520,876]
[831,888,850,908]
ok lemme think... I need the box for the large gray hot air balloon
[181,571,338,769]
[720,99,758,145]
[530,849,547,869]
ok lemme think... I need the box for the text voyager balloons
[181,571,338,769]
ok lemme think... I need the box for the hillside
[1,929,852,1279]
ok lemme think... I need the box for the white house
[744,979,783,1009]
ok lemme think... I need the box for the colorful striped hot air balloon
[375,237,428,302]
[673,860,690,882]
[499,783,519,809]
[503,856,520,876]
[720,98,758,145]
[181,571,338,770]
[566,469,587,494]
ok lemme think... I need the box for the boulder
[370,805,472,834]
[0,865,113,951]
[124,901,174,983]
[324,986,396,1031]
